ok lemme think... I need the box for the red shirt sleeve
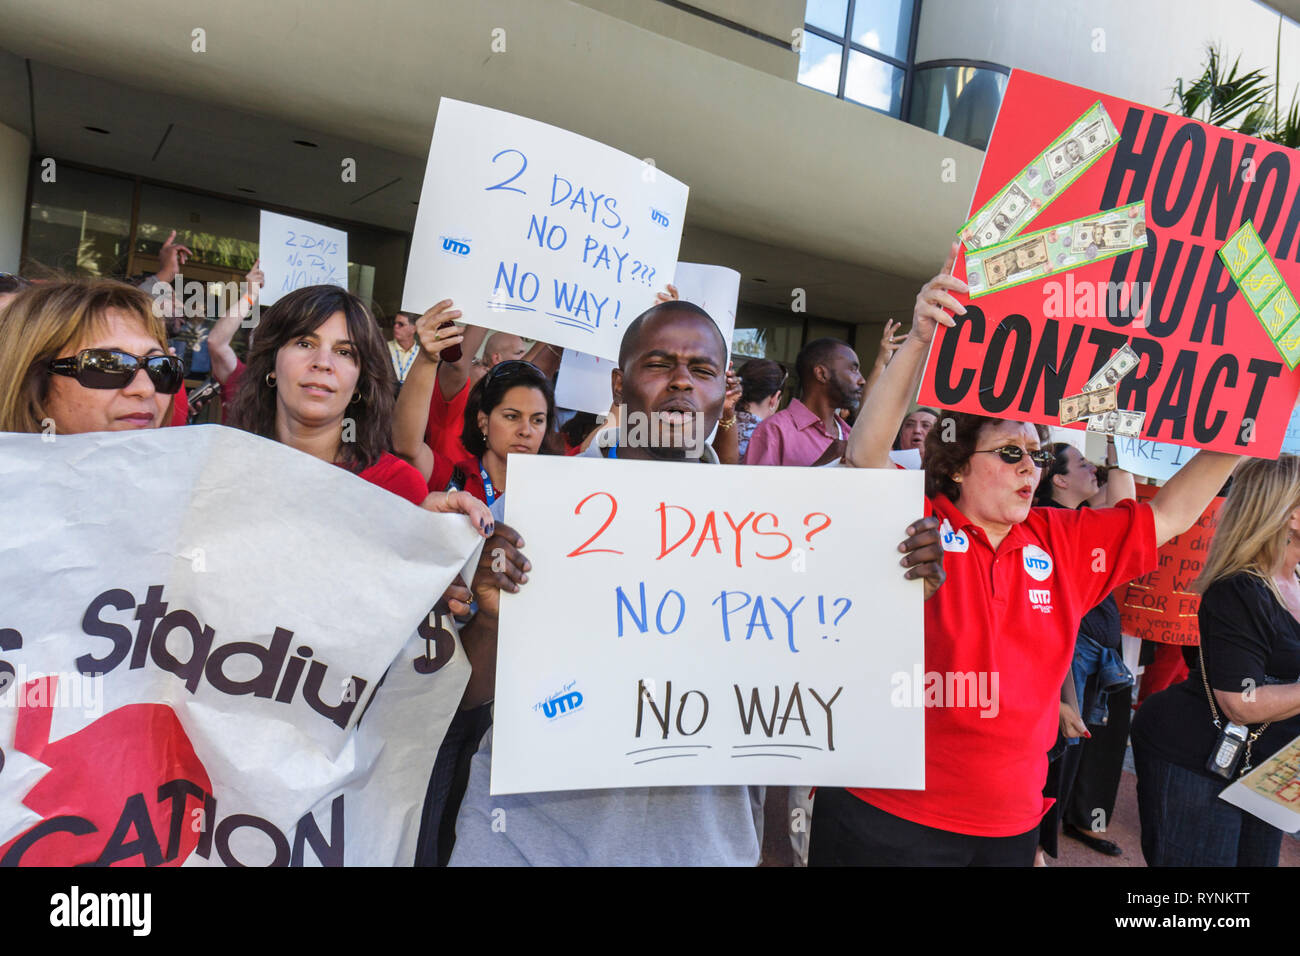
[426,377,471,464]
[742,417,780,466]
[1040,499,1158,610]
[358,453,429,506]
[220,360,247,425]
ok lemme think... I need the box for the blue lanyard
[479,459,499,506]
[607,441,618,460]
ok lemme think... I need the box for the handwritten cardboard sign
[1114,436,1199,481]
[554,262,741,414]
[403,99,689,361]
[489,456,925,794]
[258,210,348,307]
[921,69,1300,456]
[1115,484,1221,645]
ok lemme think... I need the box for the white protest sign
[258,210,349,306]
[1047,426,1087,454]
[888,448,922,470]
[1282,403,1300,455]
[0,427,480,866]
[554,262,741,414]
[491,455,925,794]
[1114,436,1198,481]
[403,99,689,360]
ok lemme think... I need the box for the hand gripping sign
[0,427,481,866]
[922,70,1300,456]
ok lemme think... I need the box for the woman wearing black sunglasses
[810,242,1243,867]
[0,280,183,434]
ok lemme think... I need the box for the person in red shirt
[224,285,492,542]
[824,243,1242,866]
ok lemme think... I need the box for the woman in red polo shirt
[225,285,491,533]
[822,244,1242,866]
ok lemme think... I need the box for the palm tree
[1170,43,1299,147]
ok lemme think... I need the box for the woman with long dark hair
[228,285,491,531]
[432,359,556,521]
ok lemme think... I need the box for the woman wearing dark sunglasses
[811,242,1242,867]
[0,280,182,434]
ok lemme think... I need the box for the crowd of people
[2,229,1298,869]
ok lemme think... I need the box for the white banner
[402,99,689,360]
[0,427,481,866]
[554,262,741,414]
[491,455,925,794]
[258,210,349,306]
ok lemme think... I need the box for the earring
[265,372,277,387]
[953,474,962,483]
[351,392,362,404]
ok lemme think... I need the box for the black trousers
[808,787,1038,866]
[413,703,493,867]
[1065,683,1132,832]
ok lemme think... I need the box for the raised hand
[156,230,193,283]
[414,300,466,362]
[654,284,680,304]
[910,242,968,345]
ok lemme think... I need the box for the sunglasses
[484,359,541,382]
[48,349,185,395]
[973,445,1054,467]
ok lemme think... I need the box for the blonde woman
[0,280,182,434]
[1132,455,1300,866]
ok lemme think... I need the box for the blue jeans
[1132,741,1284,866]
[1071,634,1133,729]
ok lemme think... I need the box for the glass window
[24,165,133,277]
[733,310,803,365]
[797,32,844,96]
[851,0,914,61]
[804,0,849,35]
[907,65,1009,151]
[845,50,903,115]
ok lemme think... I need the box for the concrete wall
[916,0,1299,114]
[0,122,30,273]
[573,0,803,78]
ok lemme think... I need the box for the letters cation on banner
[921,69,1300,457]
[489,456,927,795]
[1115,484,1222,645]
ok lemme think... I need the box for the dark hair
[0,274,32,296]
[1033,442,1074,505]
[892,406,940,450]
[460,360,556,458]
[795,338,848,397]
[228,284,395,472]
[617,301,726,368]
[738,358,786,408]
[923,411,1001,501]
[561,410,599,448]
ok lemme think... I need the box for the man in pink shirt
[743,338,865,466]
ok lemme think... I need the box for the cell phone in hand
[437,319,462,363]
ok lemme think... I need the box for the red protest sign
[1115,484,1222,645]
[920,70,1300,456]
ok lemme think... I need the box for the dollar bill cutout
[959,101,1119,252]
[1217,221,1300,367]
[965,201,1147,297]
[1086,409,1145,438]
[1059,384,1118,425]
[1083,343,1141,393]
